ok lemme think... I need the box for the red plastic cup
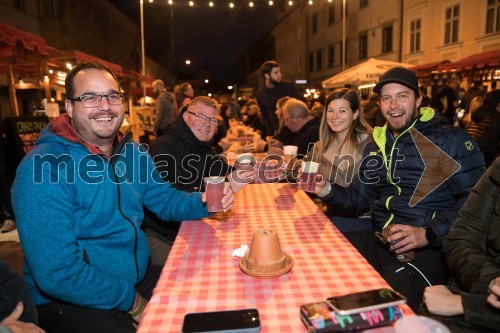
[204,176,226,212]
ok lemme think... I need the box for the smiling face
[65,68,124,150]
[183,102,218,142]
[326,98,359,141]
[379,83,422,137]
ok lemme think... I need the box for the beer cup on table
[300,161,319,192]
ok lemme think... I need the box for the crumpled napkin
[231,245,248,258]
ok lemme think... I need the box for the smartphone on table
[326,288,406,315]
[181,308,261,333]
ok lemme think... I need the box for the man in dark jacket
[143,96,253,264]
[424,157,500,333]
[282,98,320,158]
[255,60,305,137]
[308,67,485,310]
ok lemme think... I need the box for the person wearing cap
[152,79,177,137]
[307,67,485,310]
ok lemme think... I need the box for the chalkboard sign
[5,116,49,157]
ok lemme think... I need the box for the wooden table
[138,183,411,332]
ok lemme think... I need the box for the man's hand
[384,224,428,252]
[228,169,253,193]
[0,302,46,333]
[487,277,500,309]
[221,182,235,212]
[423,285,463,316]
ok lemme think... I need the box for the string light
[268,0,273,5]
[148,0,153,3]
[288,1,293,6]
[209,1,213,6]
[168,0,173,4]
[249,1,254,7]
[189,1,194,6]
[308,0,313,4]
[229,2,234,8]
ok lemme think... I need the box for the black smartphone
[182,308,261,333]
[326,288,406,315]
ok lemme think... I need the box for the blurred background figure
[152,79,177,137]
[310,101,324,120]
[465,89,499,167]
[362,93,385,128]
[430,74,461,124]
[174,82,194,110]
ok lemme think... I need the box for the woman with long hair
[306,88,373,228]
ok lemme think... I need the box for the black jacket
[142,115,231,240]
[443,157,500,332]
[294,117,320,158]
[466,104,499,167]
[256,82,305,135]
[321,108,485,244]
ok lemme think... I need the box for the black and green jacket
[321,108,485,245]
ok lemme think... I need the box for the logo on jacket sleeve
[464,141,474,151]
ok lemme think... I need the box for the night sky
[111,0,277,83]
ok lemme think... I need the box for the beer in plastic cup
[283,145,298,164]
[235,153,255,171]
[300,161,319,192]
[204,176,226,212]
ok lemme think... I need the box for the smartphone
[182,308,261,333]
[326,288,406,315]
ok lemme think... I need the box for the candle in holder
[300,161,319,192]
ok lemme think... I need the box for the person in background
[310,101,324,120]
[0,260,44,333]
[152,79,177,137]
[11,62,234,332]
[362,93,385,128]
[282,98,320,158]
[307,67,484,310]
[174,82,194,110]
[143,96,253,264]
[461,95,483,129]
[419,86,431,108]
[430,74,461,124]
[304,88,372,231]
[465,89,499,167]
[267,96,296,150]
[423,157,500,333]
[255,60,305,139]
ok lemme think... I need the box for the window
[486,0,500,34]
[316,50,322,71]
[328,47,334,68]
[309,52,314,73]
[444,5,460,44]
[360,0,368,8]
[359,34,367,59]
[312,12,318,34]
[328,4,335,25]
[410,19,421,53]
[382,25,393,53]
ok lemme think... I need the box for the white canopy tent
[322,58,416,89]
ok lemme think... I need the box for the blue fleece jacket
[11,120,209,311]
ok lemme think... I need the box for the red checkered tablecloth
[138,183,412,332]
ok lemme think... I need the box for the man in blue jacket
[11,62,234,332]
[308,67,485,310]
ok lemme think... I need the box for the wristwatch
[423,226,437,246]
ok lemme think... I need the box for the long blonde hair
[315,88,372,166]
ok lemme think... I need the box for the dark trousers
[37,263,162,333]
[343,230,450,311]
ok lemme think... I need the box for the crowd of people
[0,60,498,332]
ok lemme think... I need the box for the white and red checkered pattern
[138,183,412,332]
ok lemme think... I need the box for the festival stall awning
[322,58,416,89]
[410,60,450,77]
[437,49,500,72]
[48,47,123,77]
[0,23,48,58]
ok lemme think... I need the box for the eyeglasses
[186,110,218,125]
[70,93,126,108]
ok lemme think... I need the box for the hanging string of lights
[148,0,335,8]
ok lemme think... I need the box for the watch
[423,226,437,246]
